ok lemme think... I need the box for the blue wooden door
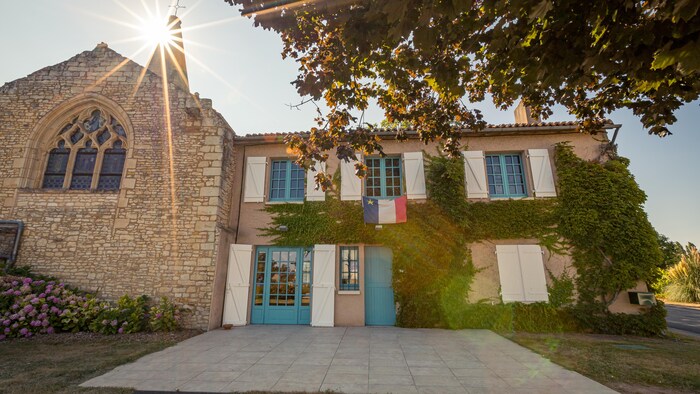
[251,247,312,325]
[365,246,396,326]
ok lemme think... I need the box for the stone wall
[0,44,235,329]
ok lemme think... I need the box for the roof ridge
[236,119,615,138]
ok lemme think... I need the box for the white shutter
[311,244,336,327]
[462,151,489,199]
[402,151,427,199]
[306,160,326,201]
[518,245,549,302]
[527,149,557,197]
[223,244,253,326]
[243,157,266,202]
[496,245,526,302]
[340,154,362,201]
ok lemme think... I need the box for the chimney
[148,15,189,92]
[514,101,539,124]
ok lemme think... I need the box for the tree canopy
[225,0,700,186]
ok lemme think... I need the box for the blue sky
[1,1,697,245]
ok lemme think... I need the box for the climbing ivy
[554,143,662,306]
[261,147,665,334]
[263,200,474,328]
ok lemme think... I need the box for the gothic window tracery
[42,108,127,191]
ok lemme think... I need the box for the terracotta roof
[236,120,615,140]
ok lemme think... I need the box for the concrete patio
[81,326,615,393]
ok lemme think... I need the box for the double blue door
[365,246,396,326]
[251,247,312,325]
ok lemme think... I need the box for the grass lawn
[508,332,700,394]
[0,330,200,394]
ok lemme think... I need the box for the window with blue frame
[485,154,527,198]
[365,157,402,198]
[339,246,360,291]
[269,160,305,201]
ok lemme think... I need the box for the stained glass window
[42,141,69,189]
[42,107,128,191]
[70,148,97,190]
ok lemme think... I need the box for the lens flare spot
[140,16,176,47]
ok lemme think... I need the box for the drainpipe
[233,145,247,244]
[1,220,24,273]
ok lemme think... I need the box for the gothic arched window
[41,108,127,191]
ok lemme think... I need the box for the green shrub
[663,246,700,303]
[571,301,667,337]
[547,269,576,308]
[118,295,149,333]
[149,297,182,332]
[2,268,183,340]
[460,302,514,332]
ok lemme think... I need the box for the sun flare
[139,15,177,47]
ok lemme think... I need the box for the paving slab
[81,326,617,393]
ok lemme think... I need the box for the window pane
[339,246,360,291]
[96,175,120,190]
[84,110,105,132]
[70,175,92,190]
[101,149,126,174]
[70,148,97,189]
[486,154,526,197]
[73,149,97,173]
[70,131,84,144]
[43,149,70,189]
[42,175,65,189]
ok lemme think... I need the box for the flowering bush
[149,297,182,332]
[88,295,149,335]
[1,275,86,340]
[1,273,184,340]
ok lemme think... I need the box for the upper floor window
[485,154,527,198]
[42,108,127,191]
[365,157,402,198]
[269,160,305,202]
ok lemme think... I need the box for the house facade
[218,123,647,329]
[0,27,649,330]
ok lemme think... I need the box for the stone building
[0,24,236,328]
[0,19,651,330]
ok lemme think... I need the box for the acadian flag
[363,196,407,224]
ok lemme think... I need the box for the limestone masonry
[0,44,236,329]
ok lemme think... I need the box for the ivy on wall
[554,143,662,306]
[262,146,666,335]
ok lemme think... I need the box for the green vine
[260,146,665,335]
[554,143,662,306]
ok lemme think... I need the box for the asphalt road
[665,303,700,335]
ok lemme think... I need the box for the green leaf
[652,39,700,74]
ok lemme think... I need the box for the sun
[139,15,177,47]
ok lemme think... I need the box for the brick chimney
[148,15,189,92]
[514,101,539,124]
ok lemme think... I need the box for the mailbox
[628,291,656,306]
